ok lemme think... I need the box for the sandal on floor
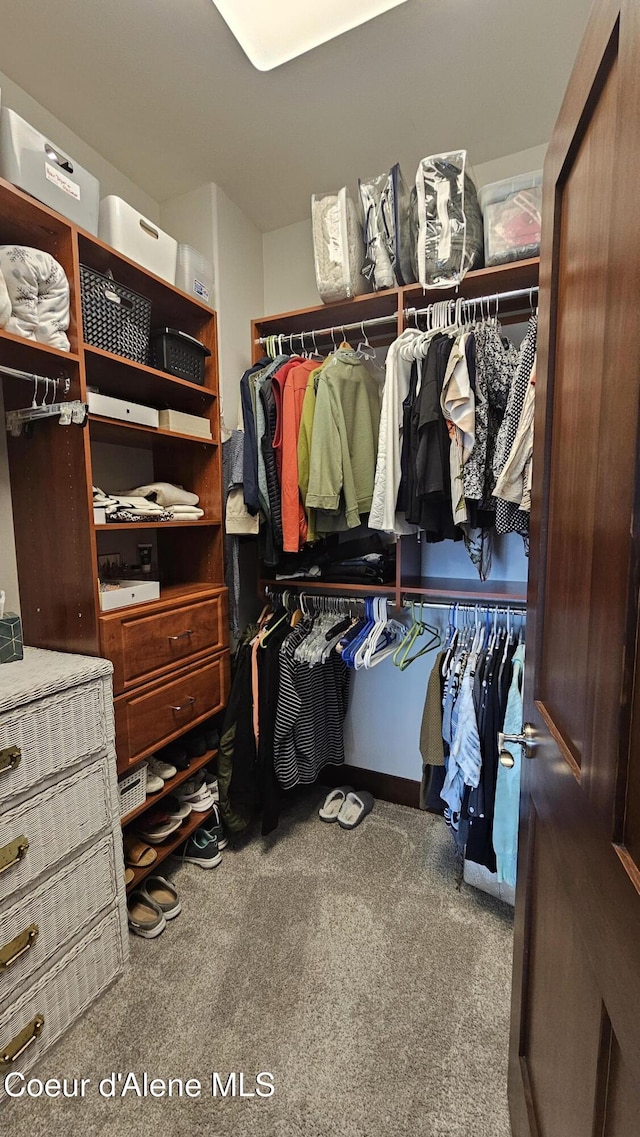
[337,791,375,830]
[318,786,354,823]
[123,834,157,868]
[127,890,166,939]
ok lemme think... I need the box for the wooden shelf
[99,582,224,623]
[0,328,80,371]
[401,258,540,308]
[88,413,216,448]
[261,578,396,596]
[125,803,216,892]
[122,748,218,826]
[95,519,220,531]
[400,577,528,604]
[83,344,216,413]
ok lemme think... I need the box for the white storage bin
[87,390,159,428]
[0,908,126,1096]
[117,762,148,817]
[0,835,119,1007]
[478,171,543,266]
[0,108,100,233]
[99,580,160,612]
[99,196,177,283]
[158,408,212,439]
[176,244,215,306]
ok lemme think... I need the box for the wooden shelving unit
[122,749,218,826]
[252,257,538,606]
[125,803,216,892]
[0,176,230,822]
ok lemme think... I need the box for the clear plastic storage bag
[359,164,416,290]
[414,151,484,287]
[478,172,542,266]
[311,187,370,304]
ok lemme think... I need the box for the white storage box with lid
[88,390,159,428]
[99,580,160,612]
[176,243,215,306]
[0,107,100,233]
[99,196,177,283]
[478,171,543,267]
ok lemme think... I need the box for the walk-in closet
[1,1,640,1135]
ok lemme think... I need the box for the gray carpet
[3,796,514,1137]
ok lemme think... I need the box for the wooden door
[509,3,640,1136]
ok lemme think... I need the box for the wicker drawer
[114,651,230,770]
[0,907,125,1095]
[0,677,112,809]
[101,587,228,694]
[0,835,120,1007]
[0,757,113,905]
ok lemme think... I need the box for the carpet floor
[3,795,514,1137]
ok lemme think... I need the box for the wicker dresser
[0,648,128,1090]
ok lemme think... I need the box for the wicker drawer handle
[171,696,196,712]
[0,836,29,876]
[1,1015,44,1068]
[0,745,21,775]
[168,629,193,642]
[0,924,39,970]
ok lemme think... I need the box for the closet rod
[402,600,527,612]
[404,285,538,320]
[0,364,70,392]
[254,312,397,346]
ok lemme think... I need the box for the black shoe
[185,730,207,758]
[157,741,190,770]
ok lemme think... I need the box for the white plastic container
[0,107,100,233]
[98,196,177,283]
[478,171,543,266]
[175,244,215,306]
[87,391,159,428]
[99,580,160,612]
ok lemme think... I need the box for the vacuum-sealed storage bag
[312,188,370,304]
[415,151,484,287]
[478,172,542,266]
[359,164,416,290]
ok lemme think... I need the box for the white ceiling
[0,0,593,232]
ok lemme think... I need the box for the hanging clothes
[493,315,538,542]
[492,643,525,886]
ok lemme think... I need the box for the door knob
[498,723,536,765]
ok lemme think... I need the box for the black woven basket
[79,265,152,363]
[149,328,211,385]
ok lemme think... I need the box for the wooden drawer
[114,652,230,771]
[101,587,228,694]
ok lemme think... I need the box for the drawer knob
[1,1014,44,1068]
[0,835,29,876]
[0,745,21,776]
[0,924,39,970]
[171,696,196,712]
[168,629,193,642]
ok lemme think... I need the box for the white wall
[0,70,160,219]
[161,184,264,431]
[262,144,548,315]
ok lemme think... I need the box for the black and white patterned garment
[273,619,351,790]
[463,322,519,506]
[493,315,538,542]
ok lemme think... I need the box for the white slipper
[337,791,375,830]
[319,786,354,823]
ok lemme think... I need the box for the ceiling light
[211,0,410,71]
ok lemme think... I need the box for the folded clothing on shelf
[93,485,204,522]
[272,534,395,585]
[0,244,71,351]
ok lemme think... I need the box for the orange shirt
[281,359,318,552]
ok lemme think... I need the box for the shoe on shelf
[185,730,207,759]
[146,769,165,794]
[177,828,222,869]
[202,802,228,850]
[156,741,190,771]
[127,890,167,938]
[203,721,220,752]
[177,775,214,812]
[148,754,177,781]
[123,834,157,868]
[204,771,219,803]
[141,875,181,920]
[138,812,185,844]
[163,794,192,820]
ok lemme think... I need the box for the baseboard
[323,764,421,809]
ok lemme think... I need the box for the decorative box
[0,613,23,664]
